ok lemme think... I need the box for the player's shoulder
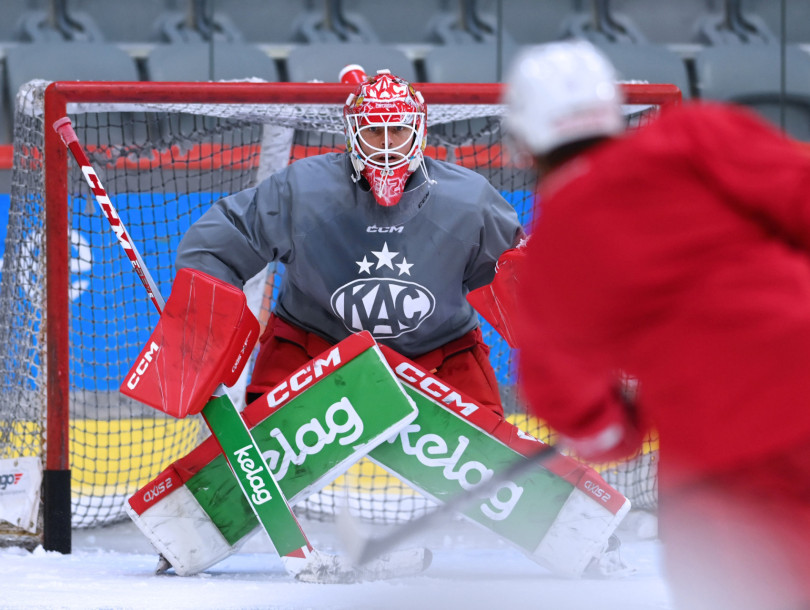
[649,101,766,134]
[636,101,793,158]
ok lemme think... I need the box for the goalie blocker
[128,336,630,578]
[119,267,260,418]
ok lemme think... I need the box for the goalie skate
[583,535,637,579]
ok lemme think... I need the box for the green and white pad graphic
[127,331,417,575]
[129,336,629,577]
[371,346,631,577]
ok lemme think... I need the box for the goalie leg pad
[130,337,629,579]
[126,461,239,577]
[127,332,418,575]
[371,345,631,578]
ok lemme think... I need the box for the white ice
[0,512,673,610]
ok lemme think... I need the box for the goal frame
[39,80,682,553]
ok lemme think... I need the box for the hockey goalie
[121,65,632,581]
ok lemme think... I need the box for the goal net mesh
[0,80,660,540]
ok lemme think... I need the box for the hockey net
[0,79,678,549]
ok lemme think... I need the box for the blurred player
[176,67,524,416]
[503,40,810,610]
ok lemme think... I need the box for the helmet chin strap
[412,152,436,187]
[350,153,365,182]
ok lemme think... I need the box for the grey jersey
[176,153,522,357]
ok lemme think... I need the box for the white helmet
[503,41,625,156]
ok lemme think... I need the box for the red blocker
[120,268,260,418]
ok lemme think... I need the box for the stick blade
[336,497,443,568]
[283,547,431,584]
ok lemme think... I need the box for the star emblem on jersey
[361,242,412,276]
[356,256,373,274]
[333,242,436,339]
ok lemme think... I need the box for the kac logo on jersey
[331,241,435,339]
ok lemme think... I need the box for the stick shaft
[53,116,312,559]
[54,118,165,312]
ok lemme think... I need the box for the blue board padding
[0,190,535,389]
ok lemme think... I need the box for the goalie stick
[340,442,559,566]
[53,116,430,583]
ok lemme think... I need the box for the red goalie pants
[246,314,504,417]
[659,440,810,610]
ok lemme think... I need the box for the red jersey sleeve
[514,279,644,453]
[679,103,810,251]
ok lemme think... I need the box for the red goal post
[0,80,680,553]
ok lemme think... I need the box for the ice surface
[0,515,672,610]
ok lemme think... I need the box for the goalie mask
[344,69,428,207]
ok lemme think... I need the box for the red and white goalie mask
[343,69,428,207]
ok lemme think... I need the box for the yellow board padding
[505,413,660,461]
[330,456,420,496]
[5,412,658,499]
[0,421,42,459]
[4,418,201,496]
[69,418,203,497]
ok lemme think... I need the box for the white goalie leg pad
[126,332,421,577]
[532,487,631,578]
[126,484,239,576]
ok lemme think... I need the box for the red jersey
[516,102,810,491]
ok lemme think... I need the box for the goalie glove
[562,378,645,464]
[120,268,260,418]
[466,243,527,348]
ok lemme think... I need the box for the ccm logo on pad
[125,341,160,390]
